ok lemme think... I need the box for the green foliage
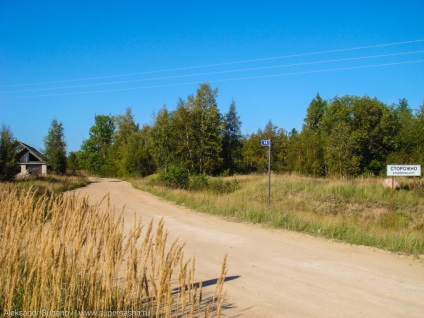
[285,94,416,177]
[121,127,155,177]
[240,120,287,173]
[72,89,424,179]
[170,99,195,170]
[148,83,225,175]
[158,165,189,189]
[189,174,209,191]
[296,94,327,176]
[324,121,361,177]
[240,132,266,173]
[158,172,240,194]
[301,129,325,176]
[284,129,303,174]
[208,177,239,194]
[0,125,17,181]
[150,106,175,170]
[188,83,223,174]
[66,152,80,175]
[304,93,327,132]
[111,108,140,176]
[44,119,67,175]
[222,100,242,173]
[78,115,115,175]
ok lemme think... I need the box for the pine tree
[44,119,67,175]
[304,93,326,131]
[222,100,242,173]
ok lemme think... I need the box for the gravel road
[72,178,424,317]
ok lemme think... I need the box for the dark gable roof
[15,141,47,163]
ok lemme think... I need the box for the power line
[1,39,423,88]
[2,50,423,94]
[3,59,423,99]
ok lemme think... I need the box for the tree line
[1,82,423,180]
[74,83,424,178]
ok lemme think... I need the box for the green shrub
[209,178,239,194]
[189,174,209,191]
[158,165,189,189]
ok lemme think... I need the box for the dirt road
[73,178,424,317]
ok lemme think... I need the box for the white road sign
[386,165,421,176]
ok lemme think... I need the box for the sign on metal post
[386,165,421,192]
[386,165,421,176]
[261,140,270,146]
[261,140,271,207]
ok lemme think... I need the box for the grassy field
[0,183,227,317]
[7,174,90,196]
[131,174,424,256]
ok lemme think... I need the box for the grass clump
[207,178,239,194]
[0,184,227,317]
[9,174,90,196]
[155,169,239,194]
[132,174,424,256]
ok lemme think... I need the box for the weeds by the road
[0,184,227,317]
[7,174,90,196]
[132,174,424,256]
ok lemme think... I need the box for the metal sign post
[261,139,271,207]
[387,164,421,193]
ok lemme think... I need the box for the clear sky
[1,1,424,152]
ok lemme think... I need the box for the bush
[209,178,239,194]
[189,174,209,191]
[158,165,189,189]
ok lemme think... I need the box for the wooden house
[15,141,47,175]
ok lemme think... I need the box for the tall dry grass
[12,174,90,196]
[132,174,424,255]
[0,184,226,317]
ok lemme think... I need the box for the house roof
[15,141,47,163]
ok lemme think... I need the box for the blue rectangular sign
[261,140,270,146]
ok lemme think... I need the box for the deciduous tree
[112,108,139,176]
[0,125,17,181]
[150,106,175,170]
[188,83,223,174]
[78,115,115,175]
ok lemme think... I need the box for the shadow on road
[172,275,241,294]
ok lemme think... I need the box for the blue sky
[1,1,423,152]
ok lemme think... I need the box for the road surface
[72,178,424,317]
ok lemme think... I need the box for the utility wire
[2,59,423,99]
[2,50,423,94]
[1,39,423,88]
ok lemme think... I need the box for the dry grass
[10,174,90,196]
[132,174,424,255]
[0,184,227,317]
